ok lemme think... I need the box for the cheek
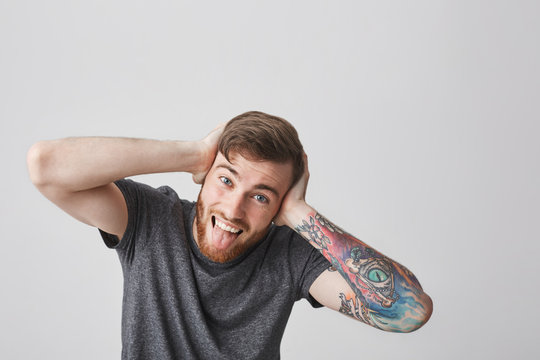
[245,205,279,230]
[201,183,225,204]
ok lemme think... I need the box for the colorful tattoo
[339,293,370,322]
[345,247,398,308]
[295,212,430,332]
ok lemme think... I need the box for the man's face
[194,151,293,263]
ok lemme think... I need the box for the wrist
[186,139,218,184]
[277,201,314,229]
[171,140,206,174]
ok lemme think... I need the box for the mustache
[195,191,250,233]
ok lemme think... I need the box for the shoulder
[115,178,181,203]
[111,180,194,246]
[266,224,322,261]
[114,179,194,221]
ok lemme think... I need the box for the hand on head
[192,123,226,184]
[273,152,310,227]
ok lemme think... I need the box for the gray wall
[2,1,539,359]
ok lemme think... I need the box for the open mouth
[212,216,244,235]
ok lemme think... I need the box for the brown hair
[218,111,305,186]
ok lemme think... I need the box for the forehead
[211,152,293,197]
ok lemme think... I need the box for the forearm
[284,203,432,332]
[27,137,204,191]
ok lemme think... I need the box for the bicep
[37,182,128,239]
[309,269,353,312]
[310,269,374,325]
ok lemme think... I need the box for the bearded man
[27,111,432,359]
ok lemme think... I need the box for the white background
[1,0,539,359]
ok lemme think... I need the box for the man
[27,111,432,359]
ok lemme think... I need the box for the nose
[224,193,246,221]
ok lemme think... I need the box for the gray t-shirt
[99,179,329,359]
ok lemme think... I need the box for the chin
[195,202,249,263]
[199,238,247,263]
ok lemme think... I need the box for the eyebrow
[254,184,280,198]
[216,164,280,198]
[217,164,238,177]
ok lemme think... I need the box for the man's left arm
[275,156,433,333]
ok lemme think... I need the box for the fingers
[202,123,226,147]
[213,122,227,131]
[303,152,310,180]
[191,123,226,186]
[209,122,226,138]
[299,152,310,199]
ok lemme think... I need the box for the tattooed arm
[274,156,433,333]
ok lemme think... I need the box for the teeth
[215,219,240,233]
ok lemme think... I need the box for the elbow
[27,141,53,187]
[373,293,433,333]
[396,293,433,333]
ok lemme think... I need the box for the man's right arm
[27,128,222,240]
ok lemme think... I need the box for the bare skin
[27,124,225,239]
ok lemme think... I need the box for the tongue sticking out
[211,222,240,250]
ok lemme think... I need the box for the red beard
[195,192,267,263]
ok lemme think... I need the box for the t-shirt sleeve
[98,179,177,259]
[98,179,139,251]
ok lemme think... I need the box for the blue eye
[254,194,268,203]
[220,176,232,186]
